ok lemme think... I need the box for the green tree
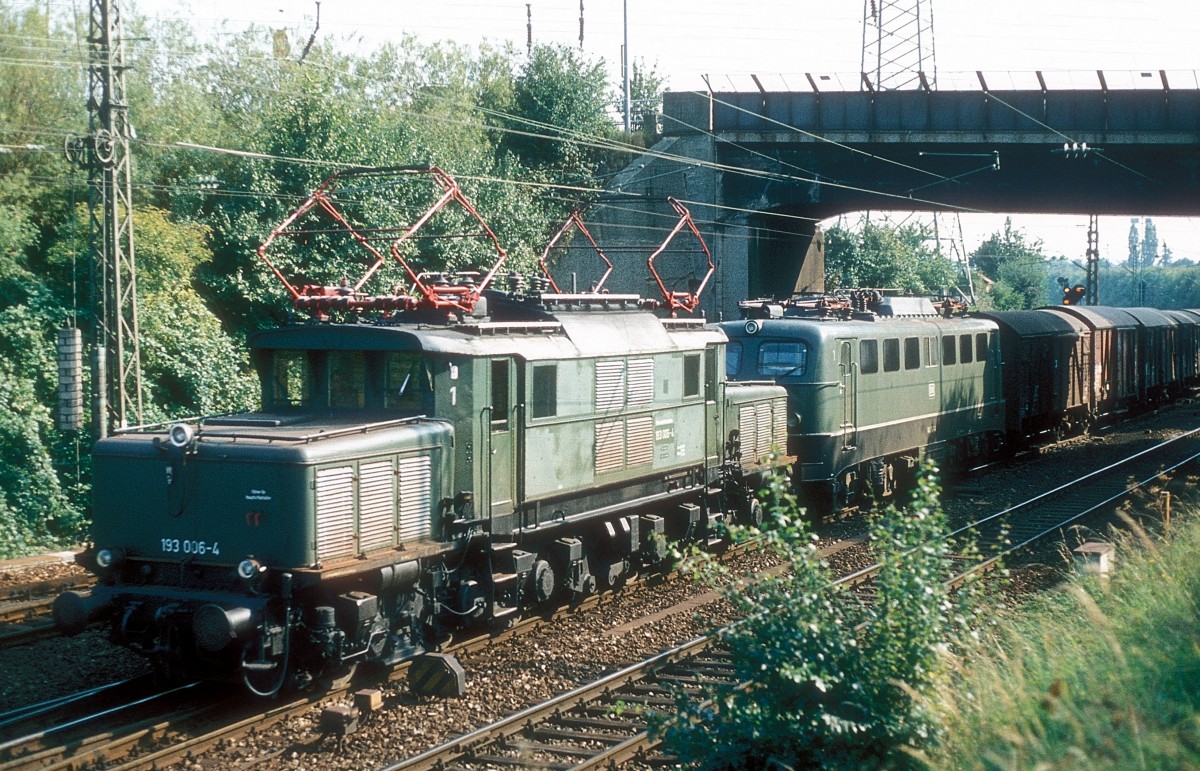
[824,218,957,294]
[628,57,668,142]
[0,183,82,555]
[658,469,968,768]
[971,219,1050,309]
[503,43,619,183]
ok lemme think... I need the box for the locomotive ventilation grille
[595,415,655,475]
[738,401,782,463]
[315,454,433,561]
[595,357,654,412]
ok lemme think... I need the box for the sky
[116,1,1200,264]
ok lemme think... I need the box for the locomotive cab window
[726,342,743,377]
[683,354,701,398]
[976,333,989,362]
[382,352,431,412]
[328,351,367,408]
[271,350,312,408]
[490,359,510,431]
[860,339,879,374]
[903,337,920,370]
[959,334,973,364]
[757,341,808,377]
[942,335,957,365]
[923,336,938,367]
[531,364,557,419]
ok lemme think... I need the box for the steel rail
[379,428,1200,770]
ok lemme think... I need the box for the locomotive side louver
[738,405,758,463]
[595,360,625,413]
[755,401,774,459]
[627,358,654,406]
[358,460,394,551]
[595,420,624,474]
[397,455,432,543]
[625,415,654,466]
[773,398,787,454]
[316,466,356,558]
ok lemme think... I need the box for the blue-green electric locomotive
[721,293,1005,511]
[53,168,789,695]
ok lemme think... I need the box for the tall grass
[921,510,1200,769]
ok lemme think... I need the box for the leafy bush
[657,467,970,769]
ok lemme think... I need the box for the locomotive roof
[718,313,996,343]
[249,309,724,360]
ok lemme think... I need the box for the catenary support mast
[67,0,142,436]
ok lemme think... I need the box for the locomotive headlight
[167,422,195,448]
[744,320,761,335]
[96,547,124,569]
[237,558,264,581]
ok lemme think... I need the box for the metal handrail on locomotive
[52,167,790,696]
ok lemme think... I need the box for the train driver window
[382,352,430,412]
[328,351,367,408]
[904,337,920,370]
[883,338,900,372]
[959,334,973,364]
[859,339,879,374]
[490,359,510,431]
[942,335,957,365]
[924,336,938,367]
[531,364,557,418]
[976,332,989,362]
[726,342,743,376]
[758,341,807,376]
[271,350,311,408]
[683,354,701,397]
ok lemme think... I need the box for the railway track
[3,428,1195,771]
[0,577,93,648]
[381,427,1200,770]
[0,537,766,771]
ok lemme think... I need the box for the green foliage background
[658,469,980,769]
[0,6,632,556]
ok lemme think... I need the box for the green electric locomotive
[54,168,789,695]
[721,292,1005,511]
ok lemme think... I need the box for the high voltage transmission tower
[861,0,937,91]
[65,0,142,437]
[860,1,975,301]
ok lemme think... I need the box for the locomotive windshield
[267,349,433,413]
[726,342,742,376]
[757,341,808,377]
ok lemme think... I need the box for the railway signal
[1061,283,1087,305]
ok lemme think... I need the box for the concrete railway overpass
[566,70,1200,320]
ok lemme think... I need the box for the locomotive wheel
[532,559,556,603]
[742,497,764,527]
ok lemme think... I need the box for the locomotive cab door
[838,339,858,450]
[486,358,518,524]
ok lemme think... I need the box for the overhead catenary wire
[0,7,1183,262]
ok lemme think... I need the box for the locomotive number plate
[160,538,221,556]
